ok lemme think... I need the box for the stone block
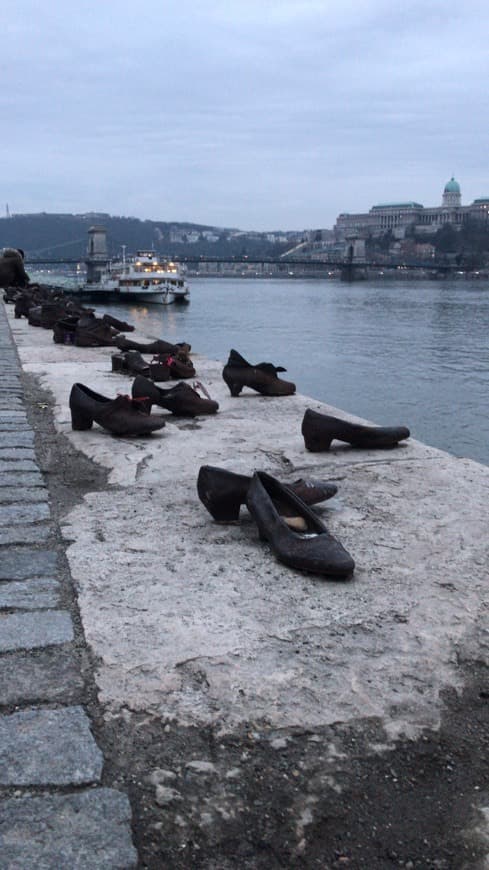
[0,577,60,609]
[0,447,36,461]
[0,647,84,705]
[0,459,38,473]
[0,706,103,785]
[0,502,50,525]
[0,523,51,545]
[0,471,45,488]
[0,548,57,580]
[0,423,29,432]
[0,486,48,503]
[0,789,137,868]
[0,610,73,652]
[0,410,27,419]
[0,431,34,446]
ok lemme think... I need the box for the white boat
[77,250,190,305]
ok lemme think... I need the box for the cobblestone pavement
[0,303,138,868]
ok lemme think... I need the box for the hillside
[0,213,296,261]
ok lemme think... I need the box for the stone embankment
[1,299,488,868]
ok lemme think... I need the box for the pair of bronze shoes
[197,466,354,579]
[222,349,295,397]
[69,383,166,437]
[131,375,219,417]
[111,351,196,382]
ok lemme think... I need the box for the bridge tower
[85,225,109,284]
[341,234,367,282]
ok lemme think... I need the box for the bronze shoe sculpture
[132,375,219,417]
[151,352,196,380]
[246,472,354,578]
[148,357,171,382]
[53,316,79,345]
[222,349,295,397]
[69,383,166,436]
[302,408,410,452]
[111,350,150,376]
[74,314,118,347]
[197,465,338,523]
[113,335,191,355]
[36,302,69,329]
[102,313,135,332]
[27,305,43,327]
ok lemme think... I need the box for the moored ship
[77,249,190,305]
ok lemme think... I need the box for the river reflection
[69,277,489,466]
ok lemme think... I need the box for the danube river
[44,274,489,467]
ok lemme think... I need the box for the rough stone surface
[0,789,138,869]
[0,647,84,705]
[0,610,73,651]
[0,706,103,785]
[11,311,489,740]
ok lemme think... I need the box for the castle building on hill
[334,178,489,241]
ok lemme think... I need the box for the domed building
[442,177,461,207]
[334,177,487,241]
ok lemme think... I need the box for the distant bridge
[23,255,461,273]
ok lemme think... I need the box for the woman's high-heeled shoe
[132,375,219,417]
[197,465,338,523]
[246,471,354,578]
[69,383,166,436]
[302,408,410,452]
[222,349,295,397]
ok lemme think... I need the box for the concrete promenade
[1,298,489,868]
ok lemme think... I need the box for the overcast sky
[2,0,488,230]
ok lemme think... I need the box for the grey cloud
[1,0,488,228]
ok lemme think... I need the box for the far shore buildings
[334,178,489,242]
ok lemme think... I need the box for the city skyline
[2,0,488,231]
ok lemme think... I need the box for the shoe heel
[70,408,93,430]
[199,490,242,522]
[197,467,243,522]
[304,437,332,452]
[209,498,241,522]
[222,371,243,397]
[111,353,126,372]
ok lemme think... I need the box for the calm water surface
[55,276,489,466]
